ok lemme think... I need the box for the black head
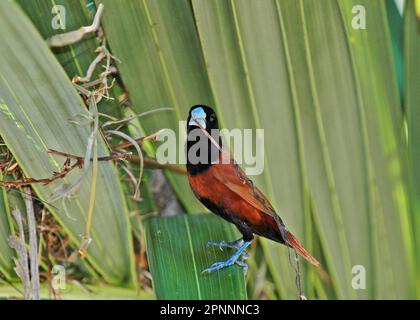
[187,105,219,133]
[186,105,221,175]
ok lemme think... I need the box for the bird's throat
[186,130,222,175]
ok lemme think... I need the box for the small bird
[186,105,320,273]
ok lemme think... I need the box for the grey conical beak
[189,107,207,128]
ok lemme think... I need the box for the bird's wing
[214,159,320,266]
[210,151,321,267]
[208,151,319,266]
[215,150,281,220]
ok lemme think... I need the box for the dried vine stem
[48,149,132,163]
[107,130,143,200]
[112,129,164,150]
[47,3,104,47]
[0,129,168,188]
[101,108,174,129]
[0,151,132,188]
[129,156,187,175]
[0,160,81,187]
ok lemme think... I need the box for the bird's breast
[187,164,263,226]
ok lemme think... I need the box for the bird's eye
[209,114,216,122]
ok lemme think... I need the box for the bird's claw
[202,261,233,273]
[206,240,248,258]
[201,258,248,274]
[202,240,251,274]
[206,241,225,251]
[206,240,242,250]
[235,260,249,272]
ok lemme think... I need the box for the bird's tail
[284,231,320,267]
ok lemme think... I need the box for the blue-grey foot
[235,260,248,272]
[202,240,252,274]
[207,239,243,249]
[206,238,249,259]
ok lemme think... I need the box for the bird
[186,105,320,273]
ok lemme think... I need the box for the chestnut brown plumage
[186,105,319,273]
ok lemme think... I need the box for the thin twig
[0,161,81,187]
[2,188,60,213]
[102,108,174,128]
[47,3,104,47]
[107,130,143,200]
[73,48,106,83]
[48,92,100,203]
[48,149,132,162]
[112,129,164,150]
[120,164,138,187]
[129,156,187,175]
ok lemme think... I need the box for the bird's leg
[202,240,252,274]
[206,238,249,259]
[235,260,249,273]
